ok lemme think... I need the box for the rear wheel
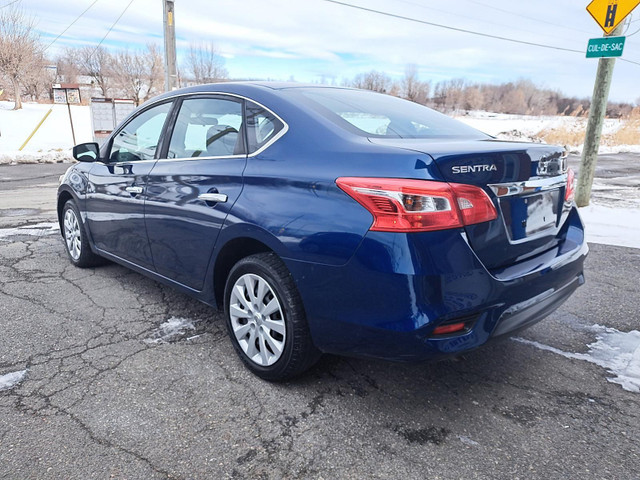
[62,200,103,268]
[224,253,320,381]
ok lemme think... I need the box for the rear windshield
[287,87,488,140]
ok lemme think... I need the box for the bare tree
[70,46,114,97]
[112,44,163,104]
[22,51,51,101]
[56,53,81,84]
[184,42,228,84]
[435,78,466,112]
[351,70,391,93]
[142,43,163,102]
[401,64,429,104]
[463,85,484,111]
[499,85,527,114]
[0,6,42,109]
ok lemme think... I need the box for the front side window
[168,97,244,159]
[109,102,172,162]
[245,102,285,154]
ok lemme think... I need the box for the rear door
[86,101,173,270]
[144,95,246,290]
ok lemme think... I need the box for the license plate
[501,190,559,241]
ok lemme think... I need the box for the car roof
[141,81,358,111]
[156,81,352,97]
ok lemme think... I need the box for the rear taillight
[565,168,575,202]
[336,177,497,233]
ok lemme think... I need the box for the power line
[393,0,586,47]
[620,58,640,66]
[319,0,585,54]
[319,0,640,67]
[44,0,100,52]
[463,0,595,36]
[0,0,21,9]
[90,0,135,58]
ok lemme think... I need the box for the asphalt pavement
[0,158,639,479]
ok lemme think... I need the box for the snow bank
[514,325,640,393]
[0,101,93,164]
[456,111,640,154]
[0,370,27,391]
[578,205,640,249]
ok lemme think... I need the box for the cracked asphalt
[1,159,639,480]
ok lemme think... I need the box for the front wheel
[224,253,320,381]
[62,200,104,268]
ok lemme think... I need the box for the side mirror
[73,142,100,162]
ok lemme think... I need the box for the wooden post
[575,22,625,207]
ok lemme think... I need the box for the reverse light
[336,177,497,233]
[565,168,576,202]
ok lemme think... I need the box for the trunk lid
[368,138,570,270]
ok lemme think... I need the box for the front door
[144,96,246,290]
[86,101,173,270]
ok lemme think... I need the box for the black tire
[224,252,321,381]
[61,200,104,268]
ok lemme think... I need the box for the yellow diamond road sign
[587,0,640,34]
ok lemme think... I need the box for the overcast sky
[21,0,640,102]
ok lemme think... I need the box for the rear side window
[341,113,390,135]
[168,97,244,158]
[289,88,488,139]
[109,102,172,162]
[245,102,284,154]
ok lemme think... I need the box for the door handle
[125,186,144,194]
[198,193,228,203]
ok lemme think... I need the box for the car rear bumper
[286,206,588,361]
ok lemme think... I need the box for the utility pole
[575,22,625,207]
[163,0,177,92]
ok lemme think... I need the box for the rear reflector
[565,168,575,202]
[432,322,467,335]
[336,177,497,232]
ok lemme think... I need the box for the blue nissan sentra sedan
[58,82,587,380]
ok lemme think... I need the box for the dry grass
[536,109,640,147]
[607,108,640,145]
[536,125,587,147]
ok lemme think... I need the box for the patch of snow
[513,325,640,393]
[0,369,27,391]
[144,317,197,344]
[458,435,479,446]
[493,129,541,144]
[591,144,640,155]
[0,222,60,240]
[578,204,640,249]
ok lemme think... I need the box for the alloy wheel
[63,208,81,261]
[229,273,286,366]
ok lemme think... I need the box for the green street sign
[586,36,626,58]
